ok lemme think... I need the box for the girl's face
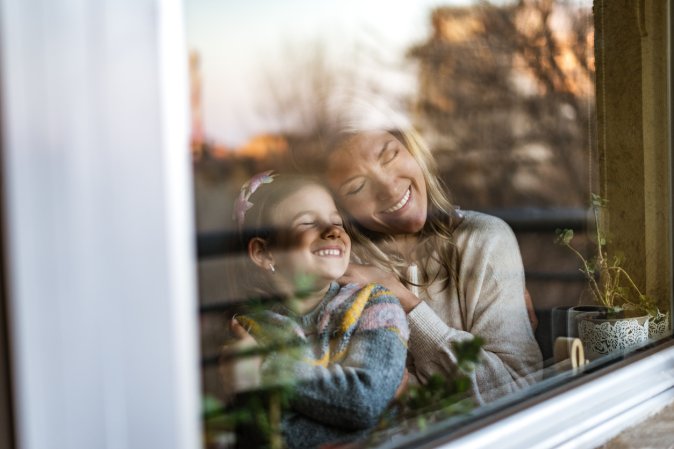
[326,131,428,236]
[269,184,351,290]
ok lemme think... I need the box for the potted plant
[555,194,668,360]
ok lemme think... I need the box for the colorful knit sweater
[238,282,409,449]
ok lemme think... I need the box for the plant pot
[649,311,671,340]
[566,305,607,339]
[577,309,650,360]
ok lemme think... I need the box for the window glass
[187,1,672,448]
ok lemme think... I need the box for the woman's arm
[341,264,538,330]
[407,214,543,402]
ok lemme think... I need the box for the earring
[269,264,275,273]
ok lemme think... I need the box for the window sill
[388,339,674,449]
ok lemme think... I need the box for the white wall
[0,0,201,448]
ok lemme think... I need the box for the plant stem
[269,391,282,449]
[564,242,603,304]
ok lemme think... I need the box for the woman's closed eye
[346,182,365,195]
[382,147,399,164]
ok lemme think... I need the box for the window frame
[0,0,201,448]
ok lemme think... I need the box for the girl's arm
[407,214,543,402]
[265,285,409,430]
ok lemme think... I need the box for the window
[190,1,673,448]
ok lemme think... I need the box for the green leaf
[202,395,224,419]
[554,228,574,245]
[293,273,317,298]
[591,193,608,208]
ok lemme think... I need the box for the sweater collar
[271,281,341,328]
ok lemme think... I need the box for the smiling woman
[318,120,543,403]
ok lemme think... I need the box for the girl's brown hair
[231,173,329,301]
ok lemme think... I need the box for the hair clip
[233,170,277,230]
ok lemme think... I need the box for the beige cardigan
[407,210,543,402]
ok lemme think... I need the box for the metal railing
[197,208,592,365]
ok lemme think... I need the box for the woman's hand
[524,288,538,332]
[339,263,421,314]
[394,368,410,400]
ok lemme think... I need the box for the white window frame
[0,1,201,449]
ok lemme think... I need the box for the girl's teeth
[314,249,341,256]
[385,189,411,213]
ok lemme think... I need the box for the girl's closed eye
[297,221,316,228]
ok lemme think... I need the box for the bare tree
[409,1,595,209]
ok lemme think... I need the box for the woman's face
[326,131,428,236]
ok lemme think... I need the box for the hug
[223,111,542,448]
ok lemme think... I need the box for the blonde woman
[316,123,542,403]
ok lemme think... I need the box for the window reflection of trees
[194,1,598,446]
[410,3,594,209]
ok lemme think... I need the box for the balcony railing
[197,207,592,366]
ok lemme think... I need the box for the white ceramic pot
[567,305,607,339]
[649,311,671,340]
[578,312,650,360]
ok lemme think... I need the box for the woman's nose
[373,174,398,201]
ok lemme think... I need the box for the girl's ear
[248,237,274,271]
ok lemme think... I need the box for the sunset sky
[184,0,495,146]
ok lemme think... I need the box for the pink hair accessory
[233,170,277,229]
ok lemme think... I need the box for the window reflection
[187,1,670,448]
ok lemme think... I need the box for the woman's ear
[248,237,274,271]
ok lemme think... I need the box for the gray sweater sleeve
[407,213,543,402]
[267,290,408,431]
[286,329,405,429]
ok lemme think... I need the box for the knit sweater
[407,211,543,402]
[239,282,409,449]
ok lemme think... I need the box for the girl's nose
[321,223,342,239]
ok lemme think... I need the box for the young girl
[229,171,409,449]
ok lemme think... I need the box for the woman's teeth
[385,188,411,213]
[314,249,342,257]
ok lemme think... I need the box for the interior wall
[594,0,672,312]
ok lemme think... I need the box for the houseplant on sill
[555,194,668,360]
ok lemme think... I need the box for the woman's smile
[383,187,411,214]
